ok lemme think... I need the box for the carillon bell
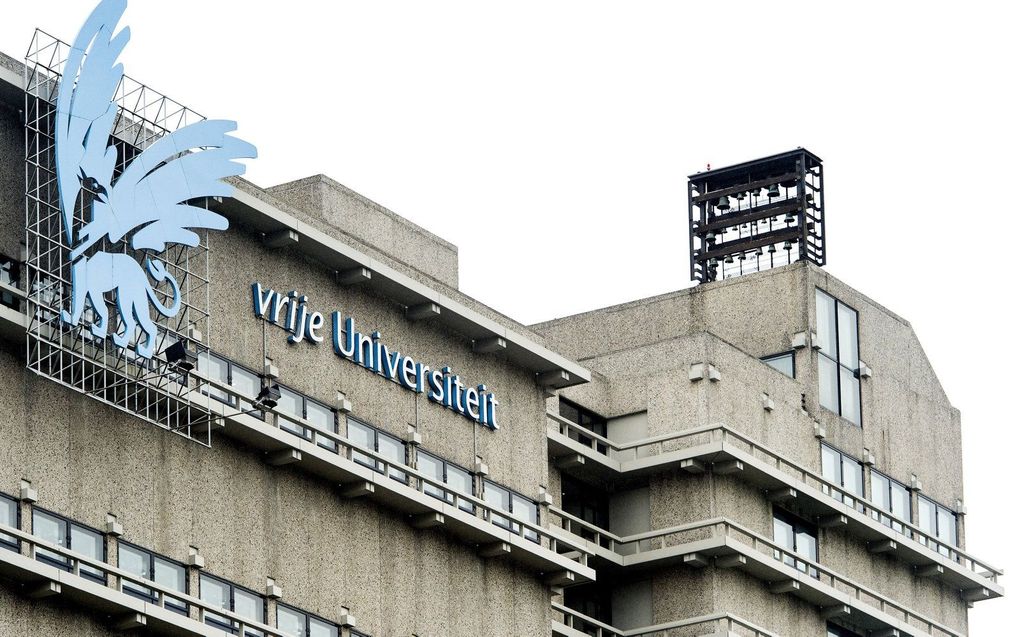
[783,240,792,251]
[768,184,780,198]
[768,244,777,254]
[717,196,731,211]
[735,191,746,200]
[724,254,734,264]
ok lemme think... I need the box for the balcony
[0,521,314,637]
[547,411,1002,599]
[547,514,964,637]
[551,603,777,637]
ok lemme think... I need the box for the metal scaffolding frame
[23,29,216,446]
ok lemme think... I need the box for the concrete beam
[406,302,441,321]
[716,554,747,569]
[266,449,302,466]
[867,539,898,554]
[820,604,850,620]
[554,454,585,469]
[537,370,571,388]
[680,458,706,474]
[473,336,507,354]
[340,481,375,498]
[112,613,147,631]
[263,229,299,248]
[337,266,372,285]
[714,460,744,475]
[479,542,511,558]
[410,512,445,529]
[915,563,945,578]
[682,553,710,568]
[962,587,991,602]
[545,570,576,587]
[769,579,800,594]
[27,581,60,599]
[766,488,797,503]
[817,514,848,528]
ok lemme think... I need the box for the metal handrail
[551,602,778,637]
[547,412,1003,580]
[548,515,963,637]
[188,371,593,567]
[0,521,289,637]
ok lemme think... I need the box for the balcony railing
[547,411,1003,585]
[187,372,594,580]
[0,520,294,637]
[551,602,777,637]
[547,512,964,637]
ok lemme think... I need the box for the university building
[0,6,1004,637]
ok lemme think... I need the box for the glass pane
[119,545,153,600]
[763,353,794,378]
[484,481,512,529]
[821,446,840,484]
[71,524,105,581]
[32,511,65,547]
[870,473,890,511]
[0,496,16,548]
[278,607,306,637]
[277,388,308,438]
[773,517,794,550]
[937,507,958,546]
[309,617,338,637]
[306,401,337,452]
[918,497,936,535]
[200,575,233,630]
[235,588,264,623]
[347,420,377,470]
[511,494,539,542]
[815,289,837,357]
[891,482,911,522]
[232,366,262,415]
[839,368,861,425]
[377,432,407,482]
[796,528,817,562]
[417,452,447,501]
[837,302,859,366]
[818,355,839,414]
[154,557,188,613]
[446,465,476,513]
[842,456,864,497]
[198,353,232,403]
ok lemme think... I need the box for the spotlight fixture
[256,384,282,409]
[165,341,197,372]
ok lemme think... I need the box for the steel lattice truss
[24,29,216,446]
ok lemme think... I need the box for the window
[761,351,795,378]
[276,605,339,637]
[821,444,865,509]
[559,398,608,454]
[198,353,265,420]
[772,508,818,578]
[870,470,911,533]
[118,543,188,615]
[276,385,337,452]
[31,509,106,583]
[919,495,958,554]
[0,255,19,310]
[483,480,539,543]
[0,493,18,551]
[347,418,407,482]
[827,624,863,637]
[816,289,861,425]
[200,573,265,636]
[417,450,476,513]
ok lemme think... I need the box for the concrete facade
[0,22,1005,637]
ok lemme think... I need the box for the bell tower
[688,148,825,284]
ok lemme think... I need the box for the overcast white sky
[2,1,1017,632]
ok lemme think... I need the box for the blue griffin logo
[56,0,256,358]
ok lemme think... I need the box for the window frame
[869,468,912,533]
[558,398,608,454]
[416,449,476,513]
[197,352,266,422]
[820,443,866,510]
[346,417,408,483]
[0,492,19,552]
[117,540,189,615]
[772,506,819,578]
[815,288,862,426]
[761,351,796,378]
[276,603,341,637]
[30,506,107,584]
[482,479,540,543]
[275,383,338,452]
[918,494,959,552]
[199,572,266,636]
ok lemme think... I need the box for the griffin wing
[55,0,129,245]
[72,119,257,257]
